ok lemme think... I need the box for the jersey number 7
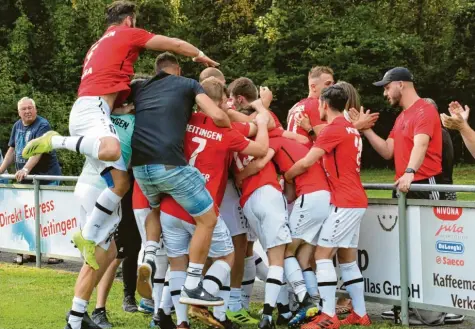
[189,137,207,166]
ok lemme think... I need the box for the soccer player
[159,77,271,329]
[235,136,331,326]
[65,106,135,329]
[285,85,371,328]
[21,0,218,271]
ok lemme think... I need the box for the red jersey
[160,112,251,224]
[389,99,442,181]
[78,25,154,107]
[132,180,149,210]
[314,117,367,208]
[270,137,329,196]
[287,98,326,144]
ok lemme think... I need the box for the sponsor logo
[435,223,464,237]
[436,256,465,267]
[377,214,398,232]
[436,241,464,254]
[433,207,463,221]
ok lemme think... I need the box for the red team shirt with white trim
[78,26,154,107]
[160,113,251,224]
[388,98,442,181]
[314,117,367,208]
[287,97,326,147]
[269,137,329,196]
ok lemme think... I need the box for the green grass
[0,264,399,329]
[361,165,475,201]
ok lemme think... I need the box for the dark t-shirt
[8,116,62,176]
[131,71,205,166]
[441,128,454,184]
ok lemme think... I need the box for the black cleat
[91,309,112,329]
[150,309,176,329]
[64,324,72,329]
[276,314,290,326]
[258,315,276,329]
[179,282,224,306]
[122,295,138,313]
[65,311,101,329]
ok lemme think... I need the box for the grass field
[0,264,400,329]
[361,165,475,201]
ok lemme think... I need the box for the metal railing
[1,174,475,325]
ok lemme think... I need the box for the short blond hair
[199,68,225,83]
[308,66,334,80]
[201,77,227,102]
[17,97,36,109]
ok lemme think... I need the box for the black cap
[373,67,413,87]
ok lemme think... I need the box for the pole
[34,178,41,268]
[398,192,409,325]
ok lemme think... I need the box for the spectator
[0,97,63,265]
[0,97,62,185]
[0,149,8,184]
[441,101,475,159]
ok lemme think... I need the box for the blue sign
[436,241,464,254]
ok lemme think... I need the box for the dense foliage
[1,0,474,175]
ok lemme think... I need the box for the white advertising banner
[0,188,81,258]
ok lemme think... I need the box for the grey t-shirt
[131,71,205,166]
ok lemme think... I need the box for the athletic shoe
[65,311,101,329]
[179,282,224,306]
[258,315,275,329]
[138,298,154,314]
[150,309,176,329]
[340,311,371,326]
[72,231,99,270]
[276,314,291,326]
[177,322,190,329]
[22,130,59,158]
[288,294,318,327]
[137,260,156,299]
[91,309,113,329]
[64,324,73,329]
[445,313,465,324]
[301,313,340,329]
[122,295,138,313]
[218,317,241,329]
[188,305,223,328]
[225,308,259,325]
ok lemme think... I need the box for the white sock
[241,256,256,310]
[82,188,121,243]
[254,252,269,281]
[68,296,88,329]
[184,262,204,290]
[170,271,188,324]
[316,259,337,317]
[143,241,160,264]
[340,261,366,317]
[277,283,292,319]
[228,288,242,312]
[203,260,231,296]
[263,265,284,317]
[159,273,173,315]
[303,267,319,301]
[284,257,307,303]
[52,135,101,159]
[213,271,231,322]
[153,254,168,315]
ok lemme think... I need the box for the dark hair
[230,77,258,102]
[155,52,179,73]
[320,85,348,112]
[106,1,136,26]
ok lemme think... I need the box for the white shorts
[219,179,249,237]
[243,185,292,250]
[289,191,331,245]
[318,206,366,248]
[160,212,234,258]
[75,183,121,250]
[133,208,166,256]
[69,96,126,173]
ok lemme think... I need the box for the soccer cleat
[65,311,101,329]
[218,317,241,329]
[137,259,156,300]
[64,324,73,329]
[177,322,190,329]
[225,308,259,325]
[301,313,340,329]
[340,311,371,326]
[122,295,138,313]
[73,231,99,270]
[188,305,223,328]
[276,314,291,326]
[22,130,59,159]
[91,309,112,329]
[288,294,319,327]
[150,309,176,329]
[179,282,224,306]
[258,315,276,329]
[138,298,154,314]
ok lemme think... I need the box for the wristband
[192,50,205,62]
[308,128,315,137]
[22,167,29,173]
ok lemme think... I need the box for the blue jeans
[133,164,213,217]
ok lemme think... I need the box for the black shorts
[392,174,446,200]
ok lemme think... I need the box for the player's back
[287,98,324,139]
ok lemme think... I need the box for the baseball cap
[373,67,414,87]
